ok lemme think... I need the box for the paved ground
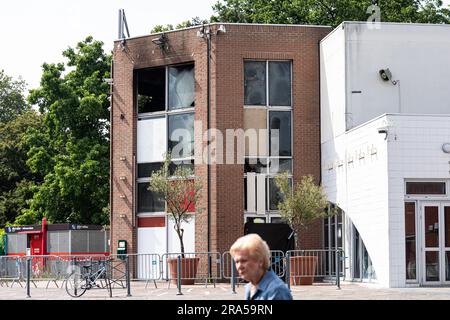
[1,280,450,300]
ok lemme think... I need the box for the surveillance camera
[379,68,392,82]
[377,127,388,140]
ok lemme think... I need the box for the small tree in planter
[275,173,335,285]
[148,153,202,284]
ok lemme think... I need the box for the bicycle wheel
[65,271,88,298]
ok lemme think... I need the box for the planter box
[289,256,318,285]
[167,257,199,285]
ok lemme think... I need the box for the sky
[0,0,216,90]
[1,0,449,91]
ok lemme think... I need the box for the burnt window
[244,61,266,106]
[136,67,166,113]
[168,64,195,110]
[406,182,446,195]
[138,183,165,213]
[138,162,163,178]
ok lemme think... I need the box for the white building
[320,22,450,287]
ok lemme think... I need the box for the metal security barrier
[124,253,161,288]
[222,250,286,279]
[161,252,222,290]
[0,256,23,287]
[285,249,344,289]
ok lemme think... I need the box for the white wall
[345,22,450,130]
[322,116,390,286]
[386,114,450,287]
[167,216,196,253]
[137,226,166,279]
[320,26,346,144]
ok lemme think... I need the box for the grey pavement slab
[1,280,450,300]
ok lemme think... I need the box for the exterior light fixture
[119,156,126,161]
[119,214,126,218]
[442,143,450,153]
[119,194,126,199]
[119,176,126,181]
[152,33,168,50]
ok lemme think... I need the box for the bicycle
[65,259,112,298]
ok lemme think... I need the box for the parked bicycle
[65,259,112,297]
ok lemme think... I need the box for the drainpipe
[41,217,47,256]
[109,58,114,255]
[207,26,212,257]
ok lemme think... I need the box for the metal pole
[231,257,236,294]
[126,255,131,297]
[336,250,341,290]
[286,251,291,290]
[177,255,183,295]
[26,257,31,298]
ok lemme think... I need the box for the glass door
[421,203,450,285]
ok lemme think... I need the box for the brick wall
[111,24,332,256]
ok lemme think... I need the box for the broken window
[169,64,195,110]
[269,61,291,106]
[168,113,194,159]
[244,61,266,106]
[136,67,166,113]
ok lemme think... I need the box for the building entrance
[421,202,450,285]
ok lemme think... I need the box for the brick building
[110,23,332,269]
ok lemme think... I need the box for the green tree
[148,154,202,255]
[211,0,450,27]
[0,70,29,123]
[151,17,209,33]
[0,111,43,228]
[25,36,111,226]
[275,173,335,248]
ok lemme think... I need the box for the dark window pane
[426,251,439,282]
[269,61,291,106]
[168,113,194,158]
[269,111,291,156]
[168,64,195,110]
[136,68,165,113]
[169,160,194,176]
[406,182,446,195]
[424,206,439,248]
[246,217,266,223]
[269,158,292,174]
[269,177,291,210]
[445,206,450,248]
[138,162,163,178]
[138,183,165,213]
[244,158,267,173]
[270,217,287,224]
[244,61,266,105]
[244,178,247,211]
[405,202,416,280]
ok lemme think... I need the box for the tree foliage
[0,111,43,228]
[24,36,111,226]
[148,154,202,254]
[0,70,30,124]
[211,0,450,27]
[151,17,209,33]
[275,174,335,248]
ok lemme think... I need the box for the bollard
[126,255,132,297]
[26,257,31,298]
[286,251,291,290]
[176,255,183,295]
[231,258,237,294]
[336,250,341,290]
